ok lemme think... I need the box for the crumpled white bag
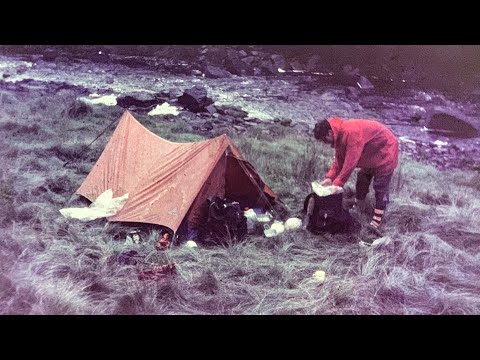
[311,181,343,197]
[284,217,302,231]
[59,189,129,221]
[270,220,285,235]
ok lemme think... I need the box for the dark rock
[216,105,248,118]
[177,85,214,113]
[224,58,253,76]
[117,92,159,109]
[426,107,479,138]
[204,65,232,79]
[259,60,278,75]
[54,82,89,95]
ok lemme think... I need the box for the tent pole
[63,115,121,168]
[62,115,122,205]
[86,115,121,148]
[234,156,281,219]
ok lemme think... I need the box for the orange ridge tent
[76,110,276,233]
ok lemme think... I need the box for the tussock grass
[0,122,42,135]
[1,82,480,315]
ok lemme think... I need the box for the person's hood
[327,117,344,147]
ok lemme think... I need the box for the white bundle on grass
[59,189,129,221]
[311,181,343,197]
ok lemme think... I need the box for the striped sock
[370,208,385,229]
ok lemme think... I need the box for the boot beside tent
[76,111,276,233]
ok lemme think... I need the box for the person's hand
[319,178,332,186]
[332,186,343,194]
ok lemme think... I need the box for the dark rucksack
[204,197,247,244]
[303,192,354,234]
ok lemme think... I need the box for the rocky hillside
[1,45,480,171]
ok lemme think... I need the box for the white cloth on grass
[59,189,128,221]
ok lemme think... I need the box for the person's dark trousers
[355,168,393,228]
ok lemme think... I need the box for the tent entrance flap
[225,155,275,209]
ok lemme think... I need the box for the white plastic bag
[264,220,285,237]
[270,220,285,235]
[284,217,302,231]
[311,181,343,197]
[59,189,129,221]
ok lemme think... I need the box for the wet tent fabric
[76,111,276,232]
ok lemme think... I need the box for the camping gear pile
[73,111,276,239]
[243,207,302,238]
[202,196,247,244]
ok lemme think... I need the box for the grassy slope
[1,87,479,315]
